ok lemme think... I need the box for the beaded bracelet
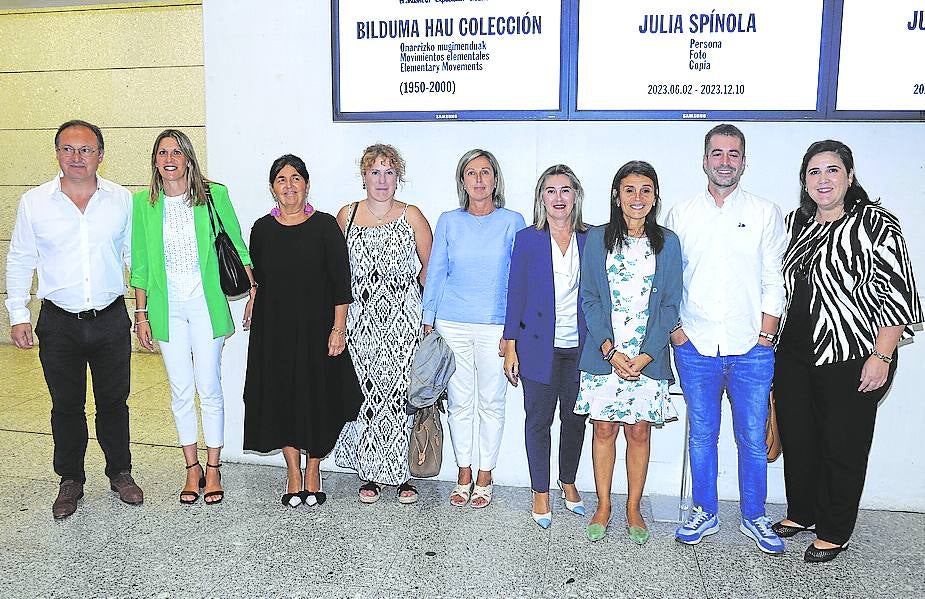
[331,326,346,337]
[603,347,618,362]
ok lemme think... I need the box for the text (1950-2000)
[647,83,745,95]
[399,80,457,95]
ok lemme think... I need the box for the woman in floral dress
[575,160,682,543]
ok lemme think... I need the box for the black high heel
[179,461,204,505]
[203,463,224,505]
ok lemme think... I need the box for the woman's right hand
[502,341,519,386]
[609,351,640,381]
[135,321,154,352]
[243,296,254,331]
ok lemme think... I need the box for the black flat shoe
[771,520,815,538]
[282,488,303,507]
[204,463,224,505]
[804,542,849,563]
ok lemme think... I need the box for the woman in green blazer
[131,129,254,505]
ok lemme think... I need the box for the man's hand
[10,323,34,349]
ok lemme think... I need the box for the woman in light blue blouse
[422,149,525,509]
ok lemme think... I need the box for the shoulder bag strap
[203,184,226,238]
[345,201,359,238]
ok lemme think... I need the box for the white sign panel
[575,1,824,112]
[335,0,564,117]
[835,1,925,111]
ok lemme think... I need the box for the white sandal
[449,482,472,507]
[470,482,493,509]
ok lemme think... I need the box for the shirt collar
[702,184,743,208]
[53,171,113,194]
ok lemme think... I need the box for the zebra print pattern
[779,203,922,366]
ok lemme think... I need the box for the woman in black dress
[243,154,362,507]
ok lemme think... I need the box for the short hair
[703,123,746,156]
[798,139,872,217]
[604,160,665,255]
[532,164,588,233]
[269,154,311,186]
[455,148,505,209]
[55,119,104,153]
[147,129,210,206]
[359,143,406,183]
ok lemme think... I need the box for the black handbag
[205,188,250,297]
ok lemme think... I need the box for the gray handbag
[408,393,445,478]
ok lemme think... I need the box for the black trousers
[35,299,132,483]
[773,350,896,546]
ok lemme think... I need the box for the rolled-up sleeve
[759,202,787,318]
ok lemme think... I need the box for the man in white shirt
[665,124,787,554]
[6,120,143,519]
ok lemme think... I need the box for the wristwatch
[758,331,777,343]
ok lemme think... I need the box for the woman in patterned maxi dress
[334,144,433,504]
[575,161,682,543]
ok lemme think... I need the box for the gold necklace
[365,199,393,224]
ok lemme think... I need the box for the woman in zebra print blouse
[771,140,922,563]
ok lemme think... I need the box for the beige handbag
[766,391,782,462]
[408,395,445,478]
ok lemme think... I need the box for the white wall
[203,0,925,511]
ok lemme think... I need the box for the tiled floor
[0,345,922,598]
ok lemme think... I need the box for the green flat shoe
[586,523,607,542]
[628,526,651,545]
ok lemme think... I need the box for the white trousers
[158,293,226,448]
[435,319,507,471]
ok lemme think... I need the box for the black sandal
[179,461,204,505]
[203,463,224,505]
[359,481,381,504]
[397,481,418,505]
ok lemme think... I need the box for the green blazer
[130,182,252,342]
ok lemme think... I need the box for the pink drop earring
[303,202,314,215]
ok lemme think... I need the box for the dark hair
[604,161,665,254]
[55,119,104,153]
[269,154,311,185]
[703,123,745,156]
[798,140,874,217]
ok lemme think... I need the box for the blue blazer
[578,225,682,381]
[503,226,588,385]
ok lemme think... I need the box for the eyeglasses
[57,145,99,157]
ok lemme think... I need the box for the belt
[42,297,124,320]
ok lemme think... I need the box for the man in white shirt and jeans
[665,124,787,554]
[6,120,142,519]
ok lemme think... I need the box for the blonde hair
[359,143,406,183]
[147,129,210,206]
[532,164,587,232]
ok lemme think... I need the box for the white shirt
[664,186,786,356]
[163,193,203,301]
[551,232,580,348]
[5,174,132,324]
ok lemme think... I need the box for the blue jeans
[673,340,774,520]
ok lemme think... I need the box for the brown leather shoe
[52,480,84,519]
[110,471,144,505]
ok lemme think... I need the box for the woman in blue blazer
[576,160,682,543]
[503,164,590,529]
